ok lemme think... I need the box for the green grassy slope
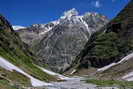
[0,67,30,89]
[72,0,133,71]
[0,15,57,88]
[86,79,133,88]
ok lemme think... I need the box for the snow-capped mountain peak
[16,8,108,48]
[61,8,79,19]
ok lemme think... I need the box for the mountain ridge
[16,8,108,72]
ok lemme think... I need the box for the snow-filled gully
[37,66,70,80]
[97,52,133,81]
[97,53,133,72]
[0,56,52,87]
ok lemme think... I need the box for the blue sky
[0,0,130,26]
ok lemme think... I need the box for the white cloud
[95,0,101,8]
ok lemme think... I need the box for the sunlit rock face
[17,9,108,72]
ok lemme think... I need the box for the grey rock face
[17,9,108,72]
[36,25,90,72]
[33,9,108,72]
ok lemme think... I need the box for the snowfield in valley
[0,56,52,87]
[37,66,70,80]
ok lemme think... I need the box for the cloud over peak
[95,0,101,8]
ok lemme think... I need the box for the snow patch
[0,57,52,87]
[52,21,60,26]
[117,53,133,63]
[12,26,26,30]
[61,8,78,20]
[97,63,116,72]
[34,21,59,36]
[122,71,133,81]
[70,69,77,75]
[37,66,70,80]
[77,16,92,36]
[97,53,133,72]
[39,27,52,36]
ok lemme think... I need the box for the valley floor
[0,54,133,89]
[32,76,120,89]
[46,76,97,89]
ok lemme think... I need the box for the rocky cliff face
[73,0,133,71]
[17,9,108,72]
